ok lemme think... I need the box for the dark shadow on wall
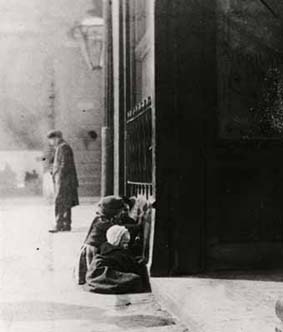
[194,269,283,282]
[87,0,103,17]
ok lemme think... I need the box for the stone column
[101,126,113,196]
[101,0,114,196]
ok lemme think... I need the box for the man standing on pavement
[47,130,79,232]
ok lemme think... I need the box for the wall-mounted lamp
[71,17,104,70]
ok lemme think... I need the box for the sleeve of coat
[57,145,71,177]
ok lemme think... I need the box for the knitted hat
[98,195,125,217]
[106,225,130,247]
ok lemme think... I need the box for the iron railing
[126,96,153,199]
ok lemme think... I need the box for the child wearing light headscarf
[84,225,151,294]
[75,196,126,285]
[106,225,131,249]
[84,196,125,264]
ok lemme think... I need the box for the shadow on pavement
[107,315,175,329]
[0,301,105,322]
[0,301,176,329]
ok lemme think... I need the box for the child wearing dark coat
[84,225,151,294]
[75,196,125,284]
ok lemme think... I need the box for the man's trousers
[55,203,72,230]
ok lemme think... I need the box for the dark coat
[74,216,114,285]
[119,216,143,256]
[84,242,151,294]
[84,216,114,249]
[53,139,79,208]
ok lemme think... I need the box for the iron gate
[126,96,153,199]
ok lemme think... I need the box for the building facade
[0,0,103,196]
[104,0,283,276]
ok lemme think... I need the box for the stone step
[73,152,101,163]
[77,164,101,174]
[78,176,100,184]
[130,325,189,332]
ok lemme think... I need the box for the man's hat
[47,130,63,139]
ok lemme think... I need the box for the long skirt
[74,244,98,285]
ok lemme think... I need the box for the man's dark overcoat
[53,139,79,208]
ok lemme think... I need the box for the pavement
[5,197,282,332]
[0,197,187,332]
[152,274,283,332]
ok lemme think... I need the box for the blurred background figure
[42,143,55,204]
[24,169,41,195]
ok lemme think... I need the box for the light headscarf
[106,225,130,247]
